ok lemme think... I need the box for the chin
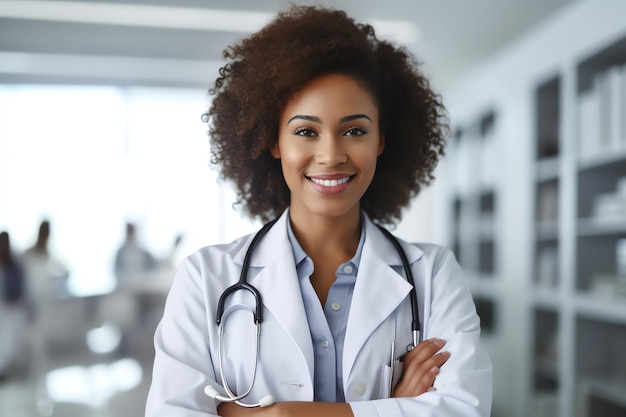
[304,202,360,220]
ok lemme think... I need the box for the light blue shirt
[286,218,365,402]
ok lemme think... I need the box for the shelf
[575,292,626,324]
[528,392,559,417]
[578,217,626,236]
[531,288,561,309]
[468,275,501,297]
[577,157,625,219]
[449,112,500,303]
[535,75,561,160]
[579,147,626,171]
[536,156,560,181]
[577,34,626,93]
[474,297,497,334]
[535,357,559,380]
[536,221,559,240]
[577,233,626,291]
[536,180,560,225]
[578,376,626,410]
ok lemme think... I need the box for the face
[272,73,384,222]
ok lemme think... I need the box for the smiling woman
[146,4,492,417]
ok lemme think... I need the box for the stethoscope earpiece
[204,385,219,398]
[258,395,275,407]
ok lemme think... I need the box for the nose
[315,135,347,166]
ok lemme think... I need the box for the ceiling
[0,0,577,92]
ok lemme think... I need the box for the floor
[0,293,163,417]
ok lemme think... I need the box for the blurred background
[0,0,625,416]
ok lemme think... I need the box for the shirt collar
[285,210,366,273]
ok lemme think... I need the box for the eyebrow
[287,114,373,124]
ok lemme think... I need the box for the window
[0,85,259,296]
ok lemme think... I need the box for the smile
[308,176,353,187]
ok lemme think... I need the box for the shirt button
[331,302,341,311]
[343,265,354,274]
[351,383,366,396]
[321,340,329,348]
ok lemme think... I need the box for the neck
[288,207,361,260]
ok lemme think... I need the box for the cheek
[277,142,309,169]
[357,146,382,172]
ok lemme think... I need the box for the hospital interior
[1,0,625,416]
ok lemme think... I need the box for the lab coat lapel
[238,212,315,383]
[343,217,422,378]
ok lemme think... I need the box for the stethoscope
[204,218,421,407]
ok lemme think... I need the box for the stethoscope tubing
[374,224,421,347]
[208,218,421,407]
[215,218,279,327]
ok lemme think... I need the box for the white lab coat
[146,211,492,416]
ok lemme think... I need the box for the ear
[270,142,281,159]
[377,135,385,156]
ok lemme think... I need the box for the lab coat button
[343,265,354,274]
[331,302,341,311]
[321,340,329,348]
[351,383,366,396]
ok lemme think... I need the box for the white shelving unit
[436,1,626,416]
[444,106,508,410]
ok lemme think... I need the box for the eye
[293,127,317,137]
[345,126,367,136]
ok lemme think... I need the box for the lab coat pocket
[379,360,404,398]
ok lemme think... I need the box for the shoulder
[410,242,455,260]
[404,241,460,273]
[178,232,255,272]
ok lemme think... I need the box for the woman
[146,5,492,417]
[0,231,26,380]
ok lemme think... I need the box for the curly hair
[203,5,448,225]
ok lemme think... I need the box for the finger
[408,351,449,383]
[395,351,450,397]
[408,353,448,373]
[402,338,446,367]
[394,364,439,397]
[400,342,448,389]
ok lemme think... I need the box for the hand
[392,338,450,398]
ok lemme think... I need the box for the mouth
[307,175,354,187]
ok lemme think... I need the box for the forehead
[281,73,379,120]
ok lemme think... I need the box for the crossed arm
[218,338,450,417]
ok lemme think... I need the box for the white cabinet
[437,1,626,416]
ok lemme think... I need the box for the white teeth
[311,176,350,187]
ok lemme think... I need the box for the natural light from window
[0,84,259,297]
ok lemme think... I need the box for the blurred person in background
[114,222,157,291]
[20,219,70,309]
[150,232,184,296]
[102,222,158,356]
[0,231,27,382]
[19,219,69,407]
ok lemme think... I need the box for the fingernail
[430,366,439,373]
[428,387,437,392]
[441,350,451,357]
[434,339,445,347]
